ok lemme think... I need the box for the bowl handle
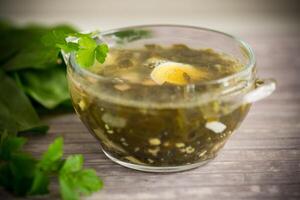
[243,78,276,104]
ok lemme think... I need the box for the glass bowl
[63,25,276,172]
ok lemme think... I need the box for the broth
[69,44,250,166]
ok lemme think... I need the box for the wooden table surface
[1,33,300,200]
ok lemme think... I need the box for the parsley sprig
[0,133,103,199]
[42,30,109,68]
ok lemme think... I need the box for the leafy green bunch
[0,133,102,199]
[0,21,108,199]
[0,21,109,135]
[0,22,76,135]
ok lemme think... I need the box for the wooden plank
[92,184,300,200]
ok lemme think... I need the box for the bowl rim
[68,24,256,87]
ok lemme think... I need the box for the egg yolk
[150,61,207,85]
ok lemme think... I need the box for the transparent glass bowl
[64,25,276,172]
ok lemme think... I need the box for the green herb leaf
[61,155,83,173]
[74,169,103,195]
[57,42,79,53]
[0,134,26,159]
[0,134,37,196]
[38,137,63,172]
[114,29,151,44]
[42,30,67,47]
[28,170,49,195]
[39,137,64,171]
[42,30,79,53]
[0,23,48,66]
[9,153,37,195]
[76,48,96,68]
[76,36,97,67]
[15,65,70,109]
[0,69,48,134]
[2,45,58,71]
[76,36,109,67]
[59,155,103,200]
[29,137,64,195]
[50,31,109,68]
[78,36,97,49]
[95,44,109,64]
[1,24,77,71]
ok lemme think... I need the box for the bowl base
[102,149,213,173]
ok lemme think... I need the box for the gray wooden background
[0,0,299,199]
